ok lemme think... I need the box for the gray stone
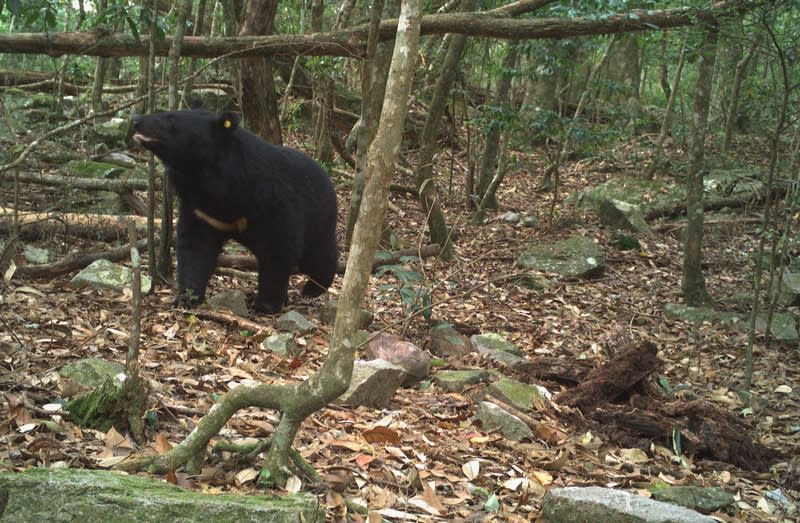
[0,467,322,523]
[484,377,546,411]
[320,299,373,329]
[275,310,317,335]
[471,333,522,357]
[63,160,126,179]
[93,117,129,146]
[650,485,735,514]
[207,290,249,317]
[597,197,650,233]
[517,235,605,279]
[365,333,431,386]
[428,323,473,358]
[773,272,800,306]
[434,370,491,392]
[754,312,798,342]
[260,333,298,358]
[542,486,715,523]
[58,358,125,389]
[101,152,138,169]
[70,258,152,295]
[23,245,53,265]
[337,360,406,409]
[473,401,533,441]
[664,303,798,342]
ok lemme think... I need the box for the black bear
[132,105,338,314]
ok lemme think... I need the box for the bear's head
[132,108,240,171]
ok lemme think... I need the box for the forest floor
[1,128,798,522]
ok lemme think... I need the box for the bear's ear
[219,112,240,131]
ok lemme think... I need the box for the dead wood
[523,355,594,385]
[218,243,442,275]
[0,207,151,242]
[13,240,147,278]
[11,172,149,192]
[550,340,783,471]
[556,341,660,409]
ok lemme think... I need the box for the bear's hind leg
[300,239,338,298]
[254,257,291,314]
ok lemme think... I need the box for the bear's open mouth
[133,133,158,144]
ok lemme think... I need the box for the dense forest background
[0,1,798,521]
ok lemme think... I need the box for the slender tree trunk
[153,0,192,279]
[542,35,615,190]
[238,0,281,144]
[182,0,207,105]
[475,43,519,209]
[413,0,475,259]
[261,0,422,485]
[743,22,789,389]
[681,23,718,306]
[345,0,393,246]
[646,30,688,179]
[722,36,756,153]
[145,0,159,284]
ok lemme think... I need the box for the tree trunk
[238,0,282,144]
[345,0,394,246]
[475,43,519,210]
[646,30,688,179]
[722,36,756,153]
[413,0,475,259]
[681,23,718,306]
[604,33,641,131]
[181,0,207,104]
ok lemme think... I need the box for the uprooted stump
[555,341,783,472]
[556,341,660,409]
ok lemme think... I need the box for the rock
[434,370,491,392]
[470,334,532,371]
[650,485,735,514]
[58,358,125,390]
[773,271,800,306]
[365,333,431,386]
[337,360,406,408]
[0,467,322,523]
[63,159,126,179]
[100,152,138,169]
[542,486,715,523]
[754,312,798,342]
[275,310,317,335]
[93,117,129,147]
[473,401,533,441]
[597,197,650,233]
[428,323,473,358]
[517,235,605,279]
[484,377,547,411]
[260,333,298,358]
[320,299,373,329]
[70,258,152,295]
[470,333,522,357]
[497,211,522,223]
[22,93,56,109]
[23,245,53,264]
[207,290,249,317]
[664,303,798,342]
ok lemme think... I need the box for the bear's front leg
[175,206,226,308]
